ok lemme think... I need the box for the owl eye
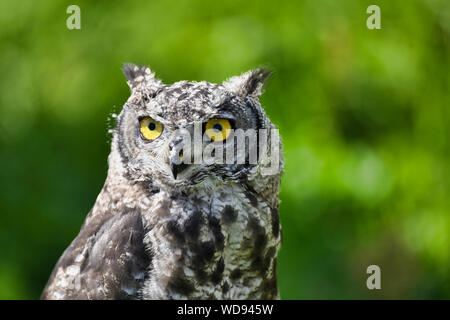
[205,119,232,142]
[140,117,163,141]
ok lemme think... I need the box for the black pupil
[148,122,156,130]
[213,123,222,131]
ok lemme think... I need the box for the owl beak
[169,149,188,179]
[169,135,189,179]
[170,162,188,180]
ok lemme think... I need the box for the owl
[41,64,284,300]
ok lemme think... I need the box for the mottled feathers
[42,64,283,300]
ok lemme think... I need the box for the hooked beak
[170,161,189,180]
[168,134,191,180]
[169,148,190,180]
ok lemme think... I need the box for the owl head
[110,63,282,195]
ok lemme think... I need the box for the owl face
[115,64,272,191]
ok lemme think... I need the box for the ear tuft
[223,68,271,97]
[122,63,163,92]
[122,63,145,82]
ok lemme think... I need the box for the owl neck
[135,184,280,299]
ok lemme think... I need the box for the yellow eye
[205,119,232,142]
[140,117,163,141]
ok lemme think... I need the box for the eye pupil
[148,122,156,130]
[205,119,232,142]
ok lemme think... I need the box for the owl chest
[141,185,280,299]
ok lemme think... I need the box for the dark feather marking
[208,216,224,251]
[248,216,268,274]
[222,282,230,294]
[221,205,237,224]
[211,257,225,284]
[271,207,280,238]
[184,210,202,240]
[167,273,195,297]
[263,247,276,276]
[177,92,188,101]
[79,249,90,273]
[245,191,258,208]
[191,240,216,283]
[272,258,277,278]
[230,269,242,280]
[166,220,185,244]
[193,241,215,264]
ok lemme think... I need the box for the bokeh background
[1,0,449,299]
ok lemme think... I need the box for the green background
[0,0,449,299]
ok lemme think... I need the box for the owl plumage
[41,64,284,300]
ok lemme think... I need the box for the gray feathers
[42,209,150,299]
[42,64,283,300]
[223,67,271,98]
[122,63,163,96]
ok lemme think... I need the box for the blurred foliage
[0,0,449,299]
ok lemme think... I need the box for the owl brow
[209,100,236,122]
[137,113,165,123]
[203,116,235,124]
[216,98,234,111]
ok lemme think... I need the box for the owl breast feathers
[41,64,284,300]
